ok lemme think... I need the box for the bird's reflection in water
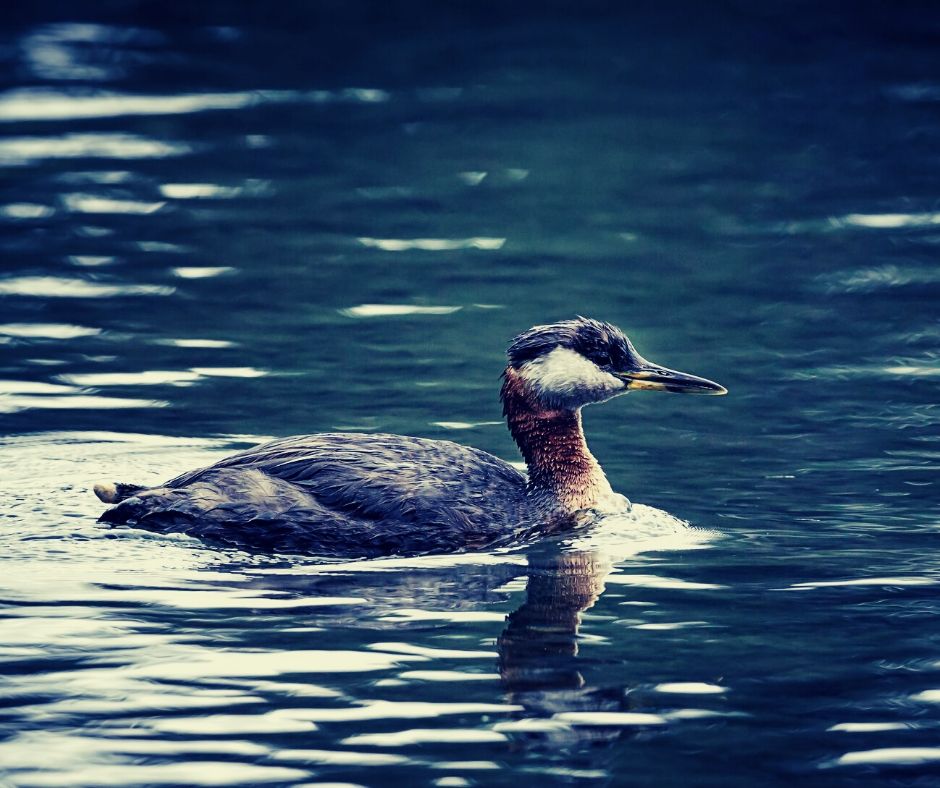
[497,545,658,752]
[499,546,611,695]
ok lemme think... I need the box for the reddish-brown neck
[500,367,611,510]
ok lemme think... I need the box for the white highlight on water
[172,267,235,279]
[357,237,505,251]
[0,133,189,165]
[836,748,940,766]
[340,304,462,318]
[654,682,727,694]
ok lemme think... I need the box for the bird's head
[505,317,726,411]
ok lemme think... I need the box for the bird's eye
[593,351,612,367]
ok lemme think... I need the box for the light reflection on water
[0,88,391,122]
[0,132,191,165]
[2,3,940,786]
[0,276,174,298]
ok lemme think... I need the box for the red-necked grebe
[95,317,726,556]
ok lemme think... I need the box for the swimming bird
[95,318,725,556]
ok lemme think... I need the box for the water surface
[2,4,940,786]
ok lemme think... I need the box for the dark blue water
[2,3,940,786]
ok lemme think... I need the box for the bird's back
[100,433,532,555]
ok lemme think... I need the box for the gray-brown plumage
[96,318,725,556]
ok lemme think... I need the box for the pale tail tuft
[94,481,146,503]
[94,482,118,503]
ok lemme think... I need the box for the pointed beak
[615,361,727,396]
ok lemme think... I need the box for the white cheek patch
[518,347,626,409]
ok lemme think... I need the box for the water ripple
[0,133,190,165]
[189,367,266,378]
[0,323,101,339]
[153,338,235,349]
[147,713,316,735]
[835,748,940,767]
[357,237,505,251]
[605,574,725,591]
[271,748,408,765]
[398,671,501,683]
[125,649,428,681]
[159,183,246,199]
[171,267,236,279]
[552,712,667,727]
[910,690,940,702]
[0,276,173,298]
[819,264,940,293]
[58,371,199,387]
[9,761,309,786]
[0,87,390,122]
[340,304,462,318]
[343,728,507,747]
[0,89,267,121]
[274,700,521,722]
[62,194,165,214]
[653,682,727,694]
[68,256,116,267]
[0,394,166,414]
[20,22,164,82]
[838,212,940,229]
[790,576,938,590]
[0,203,55,219]
[828,722,911,732]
